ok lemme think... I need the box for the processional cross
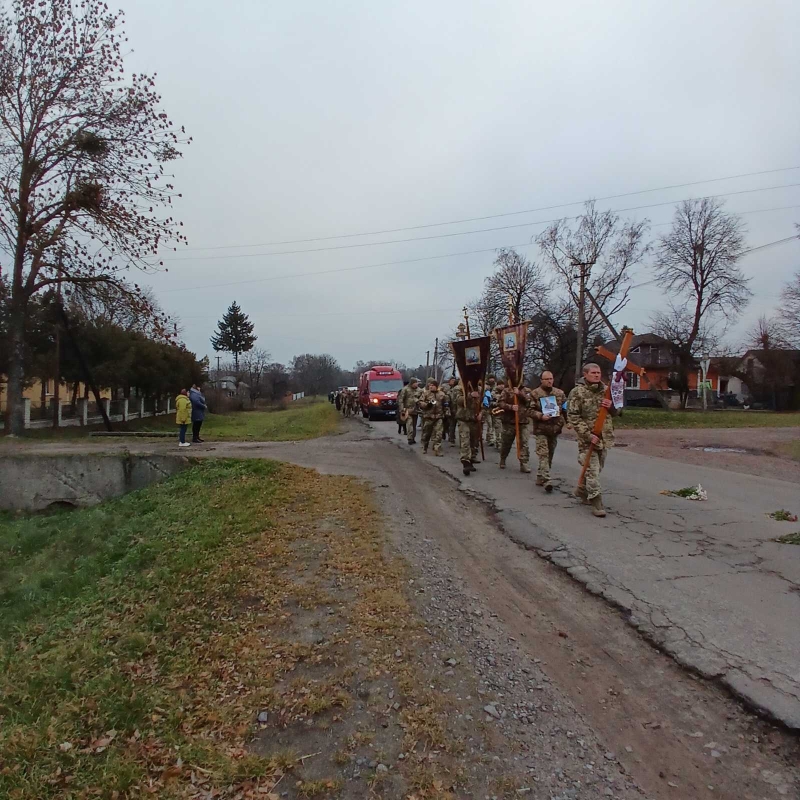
[575,327,645,493]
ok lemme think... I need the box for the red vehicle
[358,366,404,420]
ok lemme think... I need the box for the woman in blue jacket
[188,384,207,443]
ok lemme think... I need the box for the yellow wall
[0,379,111,408]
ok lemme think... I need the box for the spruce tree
[211,302,257,370]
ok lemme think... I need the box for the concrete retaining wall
[0,453,190,512]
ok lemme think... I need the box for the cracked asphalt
[5,417,799,732]
[379,418,800,730]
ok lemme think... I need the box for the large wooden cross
[576,327,644,492]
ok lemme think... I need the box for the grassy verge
[616,408,800,429]
[0,461,466,799]
[7,398,340,443]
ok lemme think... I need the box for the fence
[0,397,172,431]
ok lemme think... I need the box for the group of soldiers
[396,362,616,517]
[333,388,358,417]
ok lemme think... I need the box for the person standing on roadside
[189,383,207,443]
[530,371,567,492]
[567,363,616,517]
[175,388,192,447]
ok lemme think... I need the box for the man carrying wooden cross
[567,363,618,517]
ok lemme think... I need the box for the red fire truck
[358,365,404,421]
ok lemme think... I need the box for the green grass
[615,408,800,429]
[0,459,285,797]
[7,397,340,443]
[128,397,339,441]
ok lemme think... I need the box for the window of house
[625,372,639,389]
[630,346,641,353]
[44,380,52,395]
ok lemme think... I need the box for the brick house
[599,333,721,407]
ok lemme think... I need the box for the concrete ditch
[0,453,191,512]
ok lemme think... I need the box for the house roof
[599,333,673,368]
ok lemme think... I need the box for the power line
[165,226,799,297]
[177,165,800,252]
[628,236,799,291]
[163,183,800,263]
[161,242,538,294]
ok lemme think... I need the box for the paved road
[5,420,799,729]
[381,418,800,729]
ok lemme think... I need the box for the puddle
[688,446,749,454]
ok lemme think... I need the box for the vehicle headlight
[371,398,379,404]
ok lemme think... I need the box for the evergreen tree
[210,302,257,369]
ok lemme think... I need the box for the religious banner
[451,336,491,394]
[493,322,529,388]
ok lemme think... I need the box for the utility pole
[52,263,62,428]
[572,261,595,385]
[433,338,439,382]
[425,350,430,379]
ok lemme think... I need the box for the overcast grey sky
[122,0,800,370]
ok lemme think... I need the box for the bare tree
[537,201,650,369]
[778,261,800,347]
[240,347,272,403]
[0,0,188,433]
[652,198,750,406]
[650,303,721,408]
[746,315,791,352]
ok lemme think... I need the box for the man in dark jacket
[189,384,207,443]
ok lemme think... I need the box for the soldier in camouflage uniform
[482,376,497,445]
[398,377,422,445]
[443,376,459,443]
[451,381,482,475]
[567,363,617,517]
[497,383,532,472]
[530,371,566,492]
[418,378,446,456]
[492,379,505,448]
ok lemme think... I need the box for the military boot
[499,457,506,469]
[591,495,606,517]
[535,477,545,486]
[520,463,531,474]
[461,460,472,476]
[544,481,554,493]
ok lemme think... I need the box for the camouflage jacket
[567,380,616,450]
[441,383,458,416]
[497,386,532,424]
[418,388,446,420]
[398,384,421,413]
[450,384,482,422]
[530,386,566,435]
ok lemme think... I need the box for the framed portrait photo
[503,332,518,351]
[465,346,481,365]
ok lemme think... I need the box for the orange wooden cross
[576,327,639,493]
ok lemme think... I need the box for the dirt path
[610,426,800,483]
[3,424,799,798]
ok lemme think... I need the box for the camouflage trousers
[421,418,443,453]
[578,446,607,500]
[483,414,496,445]
[445,414,457,443]
[406,413,419,443]
[500,419,530,465]
[535,433,559,482]
[458,420,480,463]
[494,415,503,446]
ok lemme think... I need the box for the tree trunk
[4,300,28,436]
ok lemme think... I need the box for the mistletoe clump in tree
[0,0,189,434]
[211,301,257,370]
